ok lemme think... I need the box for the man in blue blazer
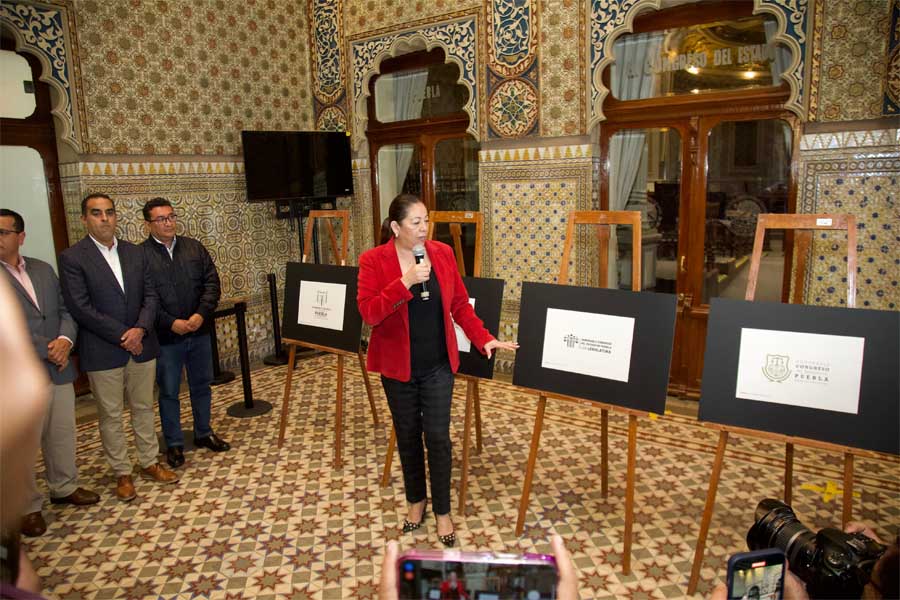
[0,209,99,536]
[59,194,179,502]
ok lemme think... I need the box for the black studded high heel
[435,513,456,547]
[401,514,427,534]
[401,501,427,534]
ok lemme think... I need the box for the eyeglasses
[0,228,21,236]
[148,214,177,224]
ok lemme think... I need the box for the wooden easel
[687,213,859,595]
[515,210,643,575]
[380,210,488,516]
[302,209,350,266]
[277,210,380,470]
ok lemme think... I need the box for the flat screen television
[241,130,354,202]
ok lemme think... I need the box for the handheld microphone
[411,244,430,301]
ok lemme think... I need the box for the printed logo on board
[563,333,613,354]
[312,288,332,319]
[761,354,832,385]
[762,354,791,382]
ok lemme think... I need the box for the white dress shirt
[89,235,125,292]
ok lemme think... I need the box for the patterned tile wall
[342,0,479,37]
[485,0,541,138]
[539,0,584,137]
[884,0,899,115]
[479,145,597,372]
[810,0,891,121]
[59,161,300,368]
[310,0,349,131]
[797,128,900,310]
[73,0,314,154]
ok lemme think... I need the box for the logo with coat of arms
[762,354,791,382]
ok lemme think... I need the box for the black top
[142,236,220,345]
[408,267,448,376]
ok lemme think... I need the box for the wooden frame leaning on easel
[277,209,380,470]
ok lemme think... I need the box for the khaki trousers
[26,382,80,514]
[88,358,159,476]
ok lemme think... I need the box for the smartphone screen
[398,552,557,600]
[726,549,785,600]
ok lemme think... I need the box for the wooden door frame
[365,48,474,245]
[601,92,797,396]
[0,36,69,254]
[367,125,471,244]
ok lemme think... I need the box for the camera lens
[747,499,817,580]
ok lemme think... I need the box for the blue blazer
[59,236,159,372]
[2,257,78,385]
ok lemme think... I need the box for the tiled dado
[799,128,900,151]
[796,128,900,311]
[479,144,596,373]
[59,160,297,369]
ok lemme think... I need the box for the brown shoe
[20,511,46,537]
[140,463,179,484]
[116,475,136,502]
[50,487,101,506]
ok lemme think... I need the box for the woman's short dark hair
[379,193,424,245]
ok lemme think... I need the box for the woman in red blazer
[358,194,517,547]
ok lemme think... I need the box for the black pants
[381,363,454,515]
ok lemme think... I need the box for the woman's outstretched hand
[484,338,519,358]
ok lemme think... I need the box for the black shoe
[401,501,427,534]
[194,432,230,452]
[436,513,456,547]
[166,445,185,468]
[402,513,427,534]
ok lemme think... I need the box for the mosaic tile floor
[26,356,900,599]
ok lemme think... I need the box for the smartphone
[726,548,786,600]
[397,549,558,600]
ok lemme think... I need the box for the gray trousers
[88,358,159,476]
[26,382,80,514]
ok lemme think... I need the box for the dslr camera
[747,499,885,599]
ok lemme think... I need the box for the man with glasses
[141,197,229,469]
[0,209,99,536]
[59,194,178,502]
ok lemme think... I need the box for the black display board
[456,276,505,380]
[699,298,899,456]
[513,282,677,413]
[281,262,362,353]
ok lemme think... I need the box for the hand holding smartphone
[726,548,786,600]
[397,549,558,600]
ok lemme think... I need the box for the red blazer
[357,239,493,382]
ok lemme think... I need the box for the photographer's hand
[844,521,884,544]
[379,540,399,600]
[551,534,578,600]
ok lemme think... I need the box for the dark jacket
[142,235,220,346]
[2,256,78,385]
[58,236,159,372]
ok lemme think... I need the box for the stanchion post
[263,273,289,366]
[209,312,235,386]
[225,301,273,418]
